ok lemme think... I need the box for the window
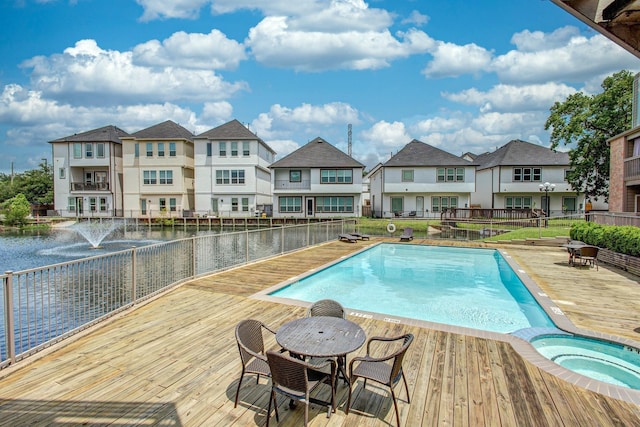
[242,198,249,212]
[402,170,414,182]
[169,198,176,212]
[217,169,244,184]
[89,197,97,212]
[134,143,139,158]
[68,197,75,212]
[391,197,403,214]
[243,141,250,156]
[321,169,352,184]
[206,142,212,157]
[146,143,153,157]
[169,142,176,156]
[289,170,302,182]
[158,142,165,157]
[231,141,238,156]
[219,142,226,156]
[85,143,93,158]
[100,197,107,212]
[316,196,354,213]
[159,170,173,184]
[96,143,105,158]
[437,168,465,182]
[505,196,532,209]
[564,169,573,181]
[59,168,66,179]
[231,169,245,184]
[513,167,541,182]
[216,170,230,184]
[431,196,458,212]
[231,197,239,211]
[159,198,166,211]
[143,170,157,184]
[279,196,302,212]
[73,143,82,158]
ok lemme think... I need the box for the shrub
[4,193,31,226]
[570,222,640,257]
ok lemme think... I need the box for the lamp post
[538,182,555,216]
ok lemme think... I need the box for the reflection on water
[0,227,219,273]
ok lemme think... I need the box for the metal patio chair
[234,319,278,408]
[346,333,414,427]
[306,299,346,319]
[266,350,336,427]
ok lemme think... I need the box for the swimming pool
[269,243,554,334]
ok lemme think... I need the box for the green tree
[0,161,53,205]
[545,70,633,201]
[4,193,31,226]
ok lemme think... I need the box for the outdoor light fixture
[538,182,555,215]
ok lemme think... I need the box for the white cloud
[21,39,248,105]
[422,41,493,78]
[443,83,577,113]
[402,10,429,26]
[361,120,410,149]
[135,0,209,21]
[510,26,581,52]
[132,30,246,70]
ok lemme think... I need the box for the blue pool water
[271,243,554,334]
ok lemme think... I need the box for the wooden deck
[1,238,640,426]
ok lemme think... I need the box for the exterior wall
[471,169,494,208]
[51,141,123,217]
[368,168,383,217]
[271,167,363,218]
[122,139,194,218]
[608,134,626,212]
[194,139,274,217]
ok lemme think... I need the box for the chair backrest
[266,350,309,396]
[236,319,266,364]
[579,246,599,258]
[403,228,413,235]
[307,299,346,318]
[389,334,414,384]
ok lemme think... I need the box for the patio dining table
[562,240,586,266]
[276,316,366,386]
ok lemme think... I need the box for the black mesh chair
[234,319,277,408]
[266,350,336,427]
[346,333,414,427]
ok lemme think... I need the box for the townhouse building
[368,140,476,218]
[49,125,128,217]
[471,139,598,215]
[194,119,276,217]
[608,127,640,213]
[121,120,195,218]
[269,138,364,218]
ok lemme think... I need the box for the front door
[76,197,83,216]
[416,196,424,217]
[306,197,314,217]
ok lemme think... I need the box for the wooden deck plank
[0,240,639,426]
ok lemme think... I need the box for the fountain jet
[71,219,122,249]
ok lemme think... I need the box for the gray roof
[131,120,194,141]
[197,119,257,140]
[384,139,474,167]
[269,137,364,168]
[475,139,569,170]
[49,125,129,144]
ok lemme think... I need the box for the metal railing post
[245,230,250,263]
[281,225,285,254]
[4,271,16,364]
[192,237,197,277]
[131,248,137,304]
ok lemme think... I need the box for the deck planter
[599,248,640,276]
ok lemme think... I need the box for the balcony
[274,180,311,190]
[624,156,640,181]
[71,182,110,191]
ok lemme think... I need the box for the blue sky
[1,0,638,174]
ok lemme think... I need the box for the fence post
[192,237,197,277]
[246,229,250,263]
[281,225,285,254]
[3,271,16,364]
[131,248,137,304]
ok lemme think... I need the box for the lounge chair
[575,245,599,270]
[399,227,413,241]
[346,334,414,427]
[338,233,358,243]
[350,232,370,241]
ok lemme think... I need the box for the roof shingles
[269,137,364,168]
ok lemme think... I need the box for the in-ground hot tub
[531,334,640,390]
